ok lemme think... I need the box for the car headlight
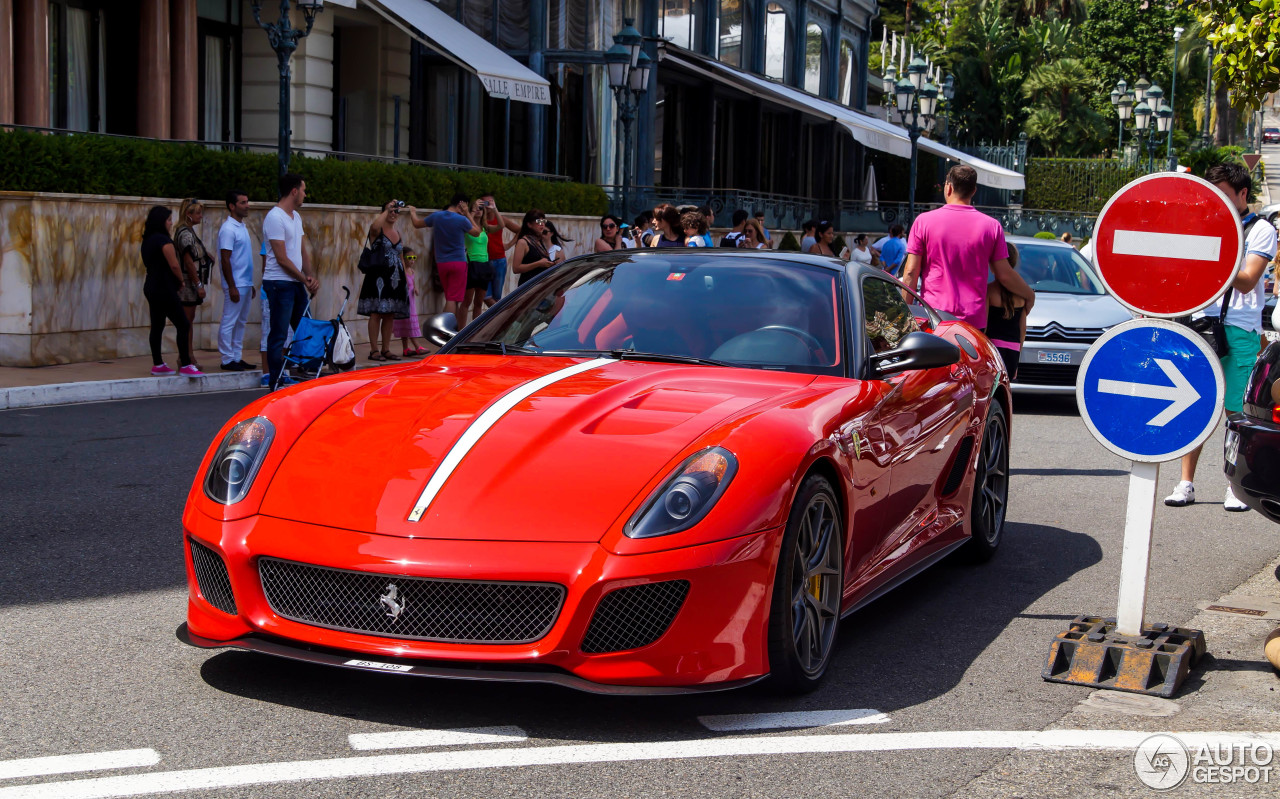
[624,447,738,539]
[203,417,275,505]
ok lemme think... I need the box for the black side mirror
[869,331,961,378]
[425,313,458,348]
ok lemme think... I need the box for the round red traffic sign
[1091,173,1243,317]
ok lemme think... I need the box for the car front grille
[1015,363,1080,387]
[581,580,690,654]
[1024,323,1106,343]
[188,538,237,616]
[258,558,565,644]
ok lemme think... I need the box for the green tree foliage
[1194,0,1280,111]
[0,130,608,215]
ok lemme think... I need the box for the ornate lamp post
[250,0,326,177]
[941,73,955,146]
[889,55,939,223]
[605,18,651,216]
[1133,84,1171,173]
[1110,79,1133,157]
[1168,26,1184,171]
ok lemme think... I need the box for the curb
[0,370,265,410]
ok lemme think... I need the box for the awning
[661,48,1024,191]
[365,0,550,105]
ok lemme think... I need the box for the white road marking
[349,726,528,751]
[698,709,890,731]
[1111,230,1221,262]
[407,357,614,521]
[1097,358,1201,426]
[6,731,1280,799]
[0,750,159,781]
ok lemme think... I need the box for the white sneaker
[1224,486,1250,512]
[1164,481,1195,507]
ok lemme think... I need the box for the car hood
[1026,292,1131,330]
[258,355,816,542]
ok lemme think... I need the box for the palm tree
[1022,57,1107,155]
[1019,0,1086,25]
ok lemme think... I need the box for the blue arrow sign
[1077,319,1225,463]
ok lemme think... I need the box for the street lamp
[250,0,325,177]
[888,54,940,223]
[941,73,955,146]
[1168,26,1184,170]
[1110,79,1132,156]
[606,18,651,215]
[1133,84,1170,173]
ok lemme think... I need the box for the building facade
[0,0,1019,221]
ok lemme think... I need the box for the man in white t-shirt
[261,173,320,391]
[217,189,257,372]
[1165,162,1277,511]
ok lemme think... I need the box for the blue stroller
[284,286,355,381]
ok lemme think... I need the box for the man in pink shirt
[900,165,1035,329]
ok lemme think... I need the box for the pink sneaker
[151,364,175,376]
[179,364,205,377]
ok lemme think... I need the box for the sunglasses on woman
[602,223,616,229]
[535,218,548,225]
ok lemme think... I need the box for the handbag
[357,233,388,275]
[1208,289,1232,358]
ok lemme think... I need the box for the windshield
[1013,242,1105,296]
[458,253,844,375]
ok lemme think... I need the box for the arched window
[838,39,856,106]
[660,0,696,51]
[804,23,823,94]
[764,3,788,81]
[717,0,743,67]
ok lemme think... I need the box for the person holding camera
[358,199,410,361]
[408,193,480,321]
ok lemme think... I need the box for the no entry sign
[1092,173,1243,318]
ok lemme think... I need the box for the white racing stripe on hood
[407,358,615,522]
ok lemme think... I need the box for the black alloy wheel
[963,401,1009,562]
[767,474,844,693]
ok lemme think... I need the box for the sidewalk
[0,349,392,410]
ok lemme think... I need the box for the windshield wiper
[604,350,730,367]
[450,340,541,355]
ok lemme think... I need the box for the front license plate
[345,659,413,673]
[1037,350,1073,364]
[1224,429,1240,467]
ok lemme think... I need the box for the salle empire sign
[480,75,551,105]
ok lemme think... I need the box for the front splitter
[177,624,765,696]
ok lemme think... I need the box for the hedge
[1024,158,1141,212]
[0,129,609,215]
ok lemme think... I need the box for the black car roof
[577,247,890,281]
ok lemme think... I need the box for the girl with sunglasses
[594,215,623,252]
[511,211,558,287]
[392,247,428,356]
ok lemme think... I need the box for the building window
[660,0,696,51]
[804,22,822,94]
[763,3,787,82]
[717,0,742,68]
[838,39,855,106]
[48,1,105,132]
[198,0,240,143]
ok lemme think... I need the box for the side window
[862,278,920,353]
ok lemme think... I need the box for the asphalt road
[1,389,1278,798]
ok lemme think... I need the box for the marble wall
[0,192,605,367]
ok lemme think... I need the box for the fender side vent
[941,435,976,496]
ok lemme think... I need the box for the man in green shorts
[1165,162,1277,510]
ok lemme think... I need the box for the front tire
[767,474,844,693]
[963,401,1009,562]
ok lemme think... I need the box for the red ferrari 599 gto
[181,250,1011,694]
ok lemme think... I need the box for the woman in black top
[653,206,684,247]
[511,210,557,286]
[140,206,199,376]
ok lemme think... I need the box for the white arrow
[1096,358,1201,427]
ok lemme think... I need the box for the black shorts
[467,260,494,290]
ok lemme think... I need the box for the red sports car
[181,250,1011,694]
